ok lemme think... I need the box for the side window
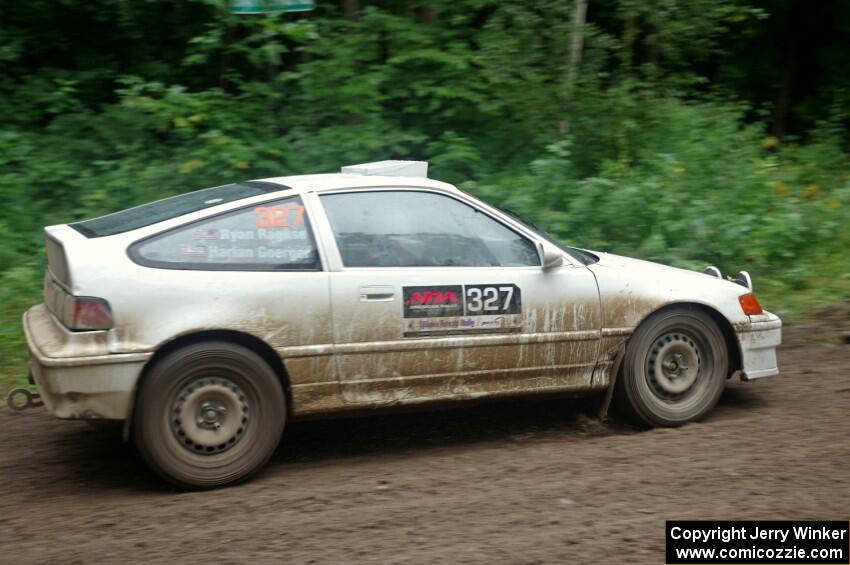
[320,191,540,268]
[132,196,320,270]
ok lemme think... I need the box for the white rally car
[21,160,781,488]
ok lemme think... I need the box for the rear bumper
[737,312,782,381]
[23,305,150,420]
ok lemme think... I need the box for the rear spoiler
[44,224,88,289]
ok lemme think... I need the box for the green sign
[231,0,315,14]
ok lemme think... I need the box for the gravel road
[1,333,848,564]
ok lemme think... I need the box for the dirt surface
[1,338,848,564]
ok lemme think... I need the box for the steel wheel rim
[646,331,702,401]
[170,376,250,455]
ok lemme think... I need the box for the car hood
[584,251,751,328]
[587,251,716,281]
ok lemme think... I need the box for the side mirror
[539,242,564,270]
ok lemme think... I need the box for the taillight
[61,295,113,330]
[43,273,113,330]
[738,293,763,316]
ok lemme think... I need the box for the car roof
[252,173,458,194]
[58,170,462,242]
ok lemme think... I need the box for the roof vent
[341,160,428,178]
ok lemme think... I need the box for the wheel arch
[629,301,742,377]
[122,329,292,441]
[605,300,743,426]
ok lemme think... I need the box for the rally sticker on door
[403,284,522,336]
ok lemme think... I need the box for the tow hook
[6,388,43,411]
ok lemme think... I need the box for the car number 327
[466,285,517,313]
[21,160,781,489]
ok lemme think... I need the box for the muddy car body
[23,160,781,488]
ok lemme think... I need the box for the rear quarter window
[130,196,320,271]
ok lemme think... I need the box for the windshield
[71,181,287,238]
[495,206,598,265]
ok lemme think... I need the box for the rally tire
[614,306,728,427]
[133,341,286,489]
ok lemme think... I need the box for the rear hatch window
[70,182,286,238]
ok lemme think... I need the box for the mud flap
[596,346,626,421]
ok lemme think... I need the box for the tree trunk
[418,5,437,24]
[342,0,359,21]
[773,0,804,138]
[560,0,588,134]
[341,0,360,125]
[567,0,588,90]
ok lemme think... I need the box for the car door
[312,188,601,405]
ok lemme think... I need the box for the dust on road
[1,338,848,564]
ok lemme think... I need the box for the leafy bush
[466,98,850,316]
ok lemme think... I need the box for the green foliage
[467,98,850,318]
[0,0,849,394]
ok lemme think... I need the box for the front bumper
[23,304,150,420]
[737,311,782,380]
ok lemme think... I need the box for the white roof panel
[255,172,454,193]
[340,160,428,178]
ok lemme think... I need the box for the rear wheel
[133,341,285,489]
[615,307,728,427]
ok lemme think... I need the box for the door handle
[359,285,395,302]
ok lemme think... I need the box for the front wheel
[133,341,286,489]
[614,307,728,427]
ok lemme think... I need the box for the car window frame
[127,195,324,272]
[317,188,543,270]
